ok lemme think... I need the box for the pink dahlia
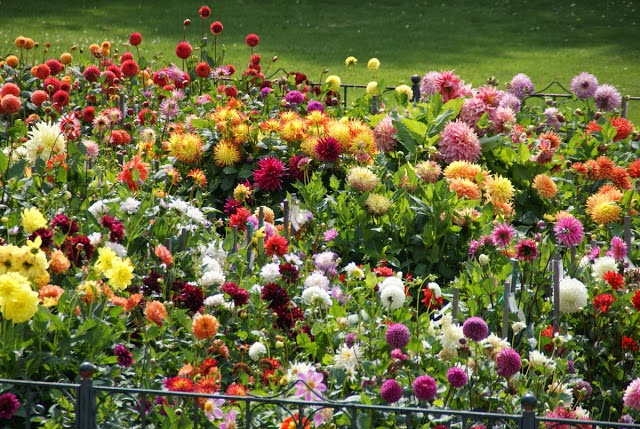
[462,316,489,341]
[438,120,481,163]
[553,215,584,247]
[0,392,20,420]
[492,222,515,248]
[447,367,468,388]
[624,378,640,410]
[253,156,287,191]
[373,115,398,152]
[515,239,538,262]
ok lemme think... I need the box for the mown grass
[1,0,639,119]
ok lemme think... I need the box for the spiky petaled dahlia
[554,215,584,247]
[253,156,287,191]
[364,193,392,215]
[594,84,622,111]
[611,117,634,141]
[164,376,195,392]
[214,141,241,167]
[484,174,514,204]
[416,161,442,183]
[507,73,535,99]
[326,120,351,147]
[116,155,149,191]
[435,70,472,102]
[438,120,481,163]
[449,178,481,200]
[348,166,378,192]
[443,161,483,181]
[314,136,342,163]
[532,174,558,199]
[279,118,307,142]
[164,132,204,164]
[586,189,622,224]
[570,72,598,99]
[609,166,632,190]
[373,116,398,152]
[627,159,640,178]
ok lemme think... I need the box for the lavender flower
[570,72,598,99]
[594,84,622,111]
[508,73,535,99]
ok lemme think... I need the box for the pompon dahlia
[253,156,287,191]
[380,379,403,403]
[0,392,20,420]
[495,347,522,377]
[532,174,558,199]
[364,193,392,215]
[462,316,489,341]
[314,136,342,163]
[192,314,219,340]
[373,116,398,152]
[447,366,468,388]
[385,323,411,349]
[623,378,640,410]
[413,375,437,402]
[438,120,481,163]
[594,84,622,111]
[114,344,134,367]
[554,215,584,247]
[449,178,481,200]
[175,41,192,60]
[570,72,598,99]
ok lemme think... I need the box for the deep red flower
[101,214,126,242]
[253,156,287,191]
[52,90,70,108]
[62,235,94,266]
[592,293,615,313]
[264,234,288,257]
[43,76,61,94]
[261,283,290,309]
[50,213,79,235]
[245,33,260,47]
[198,5,211,18]
[210,21,224,35]
[119,52,134,64]
[129,32,142,46]
[175,41,193,60]
[314,136,342,163]
[603,270,625,290]
[279,262,299,285]
[288,155,310,182]
[29,228,54,249]
[82,106,95,123]
[633,290,640,311]
[137,108,156,126]
[175,283,204,314]
[46,59,64,75]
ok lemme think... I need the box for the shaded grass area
[1,0,639,118]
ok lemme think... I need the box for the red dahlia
[175,41,193,60]
[198,5,211,18]
[264,234,288,257]
[245,33,260,48]
[210,21,224,35]
[314,136,342,163]
[129,32,142,46]
[252,156,287,191]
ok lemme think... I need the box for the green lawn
[2,0,640,120]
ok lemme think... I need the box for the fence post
[411,75,421,103]
[520,392,537,429]
[76,362,97,429]
[370,95,378,114]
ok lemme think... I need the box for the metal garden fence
[2,363,640,429]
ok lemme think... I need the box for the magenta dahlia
[413,375,437,401]
[380,379,403,403]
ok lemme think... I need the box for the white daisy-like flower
[304,271,330,290]
[285,362,314,383]
[334,344,362,371]
[558,277,588,314]
[591,256,618,281]
[105,241,127,258]
[260,263,282,283]
[203,294,227,307]
[167,198,189,214]
[250,284,263,294]
[88,200,113,218]
[248,342,267,361]
[380,284,405,310]
[284,253,303,266]
[481,333,510,358]
[511,321,526,333]
[379,276,404,291]
[301,286,332,309]
[120,197,141,214]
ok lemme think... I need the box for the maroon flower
[101,215,125,242]
[278,262,299,285]
[253,156,287,191]
[288,155,310,182]
[29,228,54,249]
[62,235,94,267]
[515,239,538,262]
[0,392,20,420]
[413,375,437,401]
[83,65,101,83]
[175,283,204,314]
[261,283,290,309]
[314,136,342,163]
[380,379,403,403]
[114,344,134,367]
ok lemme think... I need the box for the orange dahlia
[628,159,640,178]
[443,161,483,182]
[611,117,634,141]
[116,154,149,191]
[144,300,167,326]
[154,244,173,266]
[532,174,558,199]
[39,284,65,308]
[192,314,220,340]
[449,178,481,200]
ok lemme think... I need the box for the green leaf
[329,174,341,191]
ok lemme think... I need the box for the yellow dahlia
[366,81,379,95]
[188,168,207,188]
[233,183,252,202]
[254,206,275,224]
[364,193,392,215]
[305,111,330,131]
[326,75,341,91]
[21,207,47,233]
[532,174,558,199]
[367,58,380,71]
[279,119,307,142]
[1,278,40,323]
[231,123,250,144]
[348,166,379,192]
[300,136,319,158]
[105,257,134,291]
[345,56,357,67]
[327,120,352,147]
[485,175,515,204]
[259,118,281,133]
[213,141,241,167]
[165,132,204,164]
[347,129,376,156]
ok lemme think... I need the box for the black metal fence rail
[2,363,640,429]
